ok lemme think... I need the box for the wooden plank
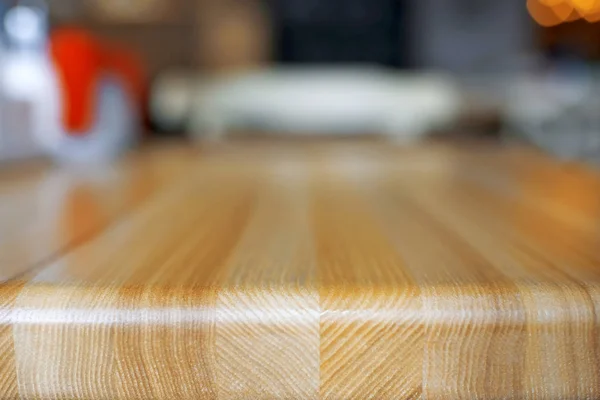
[1,140,600,399]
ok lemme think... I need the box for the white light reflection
[8,302,587,326]
[10,307,317,326]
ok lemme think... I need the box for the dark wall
[270,0,410,68]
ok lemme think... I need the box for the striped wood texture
[1,140,600,399]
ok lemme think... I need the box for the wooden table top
[2,140,600,399]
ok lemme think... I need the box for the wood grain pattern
[2,140,600,399]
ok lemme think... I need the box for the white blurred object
[0,1,62,162]
[153,68,461,141]
[50,78,138,164]
[0,0,139,164]
[504,67,600,161]
[5,5,44,45]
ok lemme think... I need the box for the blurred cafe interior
[1,0,600,164]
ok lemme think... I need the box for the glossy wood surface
[2,140,600,399]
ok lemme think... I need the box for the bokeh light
[529,0,600,24]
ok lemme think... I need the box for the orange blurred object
[552,1,577,20]
[584,8,600,20]
[529,0,600,24]
[528,0,568,26]
[50,28,146,136]
[580,0,600,20]
[564,8,583,20]
[50,29,102,135]
[571,0,600,13]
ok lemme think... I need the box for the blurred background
[1,0,600,164]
